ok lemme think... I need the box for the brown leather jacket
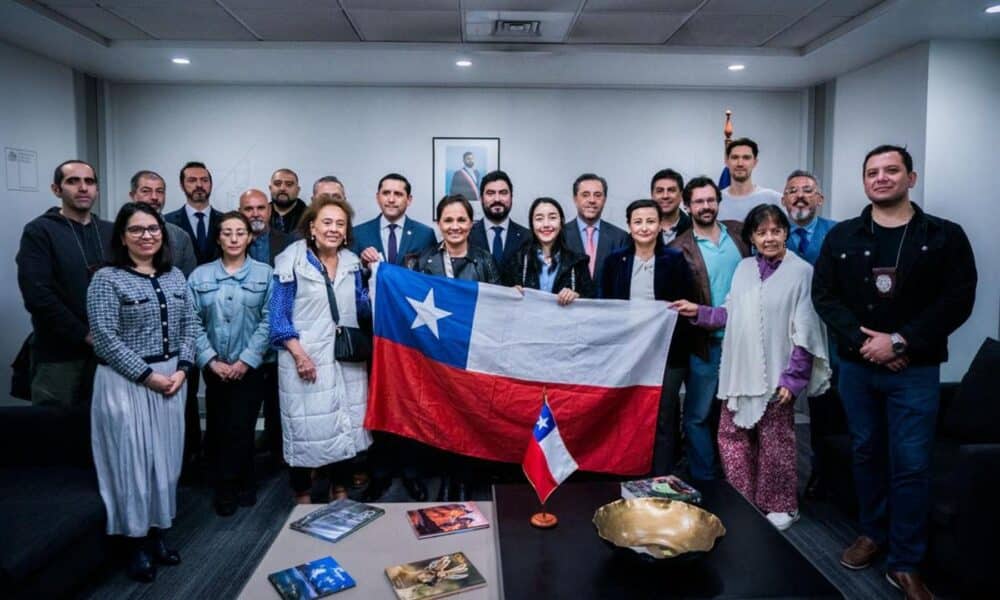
[667,220,750,361]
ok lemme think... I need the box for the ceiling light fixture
[728,64,745,71]
[172,57,191,65]
[986,4,1000,13]
[456,60,472,67]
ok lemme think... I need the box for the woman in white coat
[269,194,371,503]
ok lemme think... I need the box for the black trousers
[652,365,688,476]
[368,431,423,481]
[183,369,202,461]
[203,366,265,492]
[289,461,356,494]
[260,362,282,461]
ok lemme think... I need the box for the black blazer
[601,243,696,367]
[469,219,530,266]
[564,218,629,296]
[164,206,224,265]
[500,243,596,299]
[267,228,294,267]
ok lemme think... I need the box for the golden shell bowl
[593,498,726,559]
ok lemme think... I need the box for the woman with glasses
[501,197,595,302]
[188,211,272,517]
[87,202,196,583]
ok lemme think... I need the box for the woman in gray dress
[87,202,197,583]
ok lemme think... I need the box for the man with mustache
[269,168,307,235]
[129,170,197,276]
[564,173,629,291]
[240,188,293,267]
[17,159,113,409]
[165,161,223,265]
[813,145,976,600]
[668,176,749,480]
[718,138,781,222]
[469,170,529,267]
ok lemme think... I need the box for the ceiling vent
[493,20,541,37]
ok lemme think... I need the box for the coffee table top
[493,480,840,599]
[239,501,499,599]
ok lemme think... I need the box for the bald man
[240,188,293,267]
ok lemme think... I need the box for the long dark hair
[528,197,570,257]
[110,202,173,272]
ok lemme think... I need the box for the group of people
[16,138,976,600]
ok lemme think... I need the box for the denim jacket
[189,257,273,369]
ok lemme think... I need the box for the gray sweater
[87,266,196,382]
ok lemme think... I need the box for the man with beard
[269,168,307,235]
[668,176,749,480]
[17,159,113,409]
[165,161,223,265]
[353,173,436,266]
[449,151,481,203]
[651,168,692,245]
[813,145,975,599]
[165,161,224,474]
[564,173,629,290]
[718,138,781,222]
[781,170,836,266]
[240,188,292,267]
[129,170,197,275]
[469,170,529,266]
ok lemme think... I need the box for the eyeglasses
[125,225,162,238]
[784,186,817,195]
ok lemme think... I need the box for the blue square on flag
[374,264,478,370]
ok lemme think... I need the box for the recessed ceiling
[1,0,998,89]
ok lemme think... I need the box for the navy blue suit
[350,215,437,265]
[469,219,530,266]
[164,206,223,265]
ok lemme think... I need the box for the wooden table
[239,502,500,599]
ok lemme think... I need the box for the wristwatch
[890,333,907,355]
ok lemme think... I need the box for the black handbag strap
[321,267,341,326]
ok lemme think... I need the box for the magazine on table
[406,502,490,539]
[290,498,385,543]
[620,475,703,504]
[385,551,486,600]
[268,556,355,599]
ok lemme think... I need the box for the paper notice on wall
[5,147,38,192]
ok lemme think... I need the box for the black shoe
[214,492,238,517]
[804,473,826,500]
[403,477,428,502]
[147,536,181,566]
[237,488,257,507]
[362,477,391,503]
[127,548,157,583]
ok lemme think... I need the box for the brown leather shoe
[886,570,933,600]
[840,535,879,569]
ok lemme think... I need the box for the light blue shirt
[537,249,558,293]
[189,258,274,368]
[695,223,742,338]
[577,219,600,251]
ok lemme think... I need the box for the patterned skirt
[91,358,186,537]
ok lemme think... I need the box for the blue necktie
[387,224,398,264]
[491,226,504,264]
[793,228,809,256]
[195,212,207,255]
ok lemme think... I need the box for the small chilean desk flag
[522,393,579,504]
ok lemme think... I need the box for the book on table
[385,551,486,600]
[406,501,490,539]
[620,475,703,504]
[289,498,385,543]
[268,556,355,599]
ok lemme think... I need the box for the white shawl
[717,252,831,429]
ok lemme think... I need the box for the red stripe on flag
[522,438,558,503]
[366,337,659,475]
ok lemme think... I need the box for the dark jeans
[260,362,282,460]
[684,340,723,480]
[652,365,686,476]
[203,366,265,493]
[839,360,940,572]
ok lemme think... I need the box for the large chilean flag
[365,263,677,475]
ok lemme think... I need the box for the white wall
[105,84,805,227]
[924,40,1000,381]
[0,41,80,404]
[829,43,929,220]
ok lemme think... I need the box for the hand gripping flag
[365,263,677,475]
[522,394,578,503]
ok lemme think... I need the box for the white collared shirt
[486,217,510,250]
[184,203,210,236]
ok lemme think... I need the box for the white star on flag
[406,288,452,339]
[535,416,549,431]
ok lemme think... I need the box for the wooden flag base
[530,512,558,528]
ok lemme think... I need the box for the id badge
[872,266,897,298]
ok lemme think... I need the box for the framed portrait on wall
[432,137,500,221]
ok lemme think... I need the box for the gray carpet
[79,428,955,599]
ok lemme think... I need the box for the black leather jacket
[500,243,596,298]
[405,243,501,284]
